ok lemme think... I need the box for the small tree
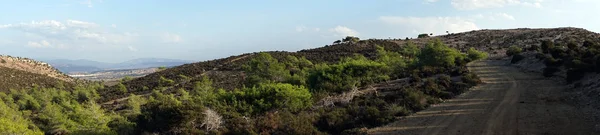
[401,41,420,58]
[342,36,360,44]
[243,52,289,85]
[333,40,341,44]
[417,34,429,38]
[417,39,465,67]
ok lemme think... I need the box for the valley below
[67,67,160,82]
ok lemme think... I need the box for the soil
[368,60,597,135]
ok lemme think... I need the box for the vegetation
[506,45,522,56]
[418,33,430,38]
[417,39,466,67]
[0,36,489,134]
[520,40,600,83]
[511,54,526,64]
[467,47,489,61]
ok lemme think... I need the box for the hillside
[99,27,600,103]
[4,27,600,134]
[0,55,77,92]
[0,55,74,82]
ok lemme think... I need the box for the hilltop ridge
[99,27,600,103]
[0,55,74,82]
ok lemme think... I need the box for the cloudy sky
[0,0,598,62]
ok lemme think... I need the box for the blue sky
[0,0,599,63]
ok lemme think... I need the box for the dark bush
[550,47,566,59]
[583,40,596,48]
[566,69,586,83]
[535,53,546,60]
[528,45,540,52]
[567,41,578,50]
[461,73,481,86]
[511,54,526,64]
[541,40,554,54]
[543,67,560,77]
[544,57,563,67]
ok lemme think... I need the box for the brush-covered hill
[0,55,75,92]
[98,27,600,103]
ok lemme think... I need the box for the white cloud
[329,26,359,37]
[128,46,138,51]
[0,20,137,49]
[471,13,515,20]
[162,33,182,43]
[451,0,543,10]
[27,40,52,48]
[66,20,97,28]
[424,0,438,3]
[497,13,515,20]
[379,16,479,35]
[296,26,307,32]
[111,24,117,28]
[296,25,321,32]
[0,20,118,43]
[82,0,102,7]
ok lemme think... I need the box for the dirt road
[369,60,596,135]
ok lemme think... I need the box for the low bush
[528,45,540,52]
[461,73,481,86]
[544,57,563,67]
[511,54,526,64]
[541,40,554,54]
[566,69,586,83]
[506,45,522,56]
[543,67,560,77]
[467,47,488,61]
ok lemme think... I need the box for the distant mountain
[45,58,192,73]
[112,58,193,69]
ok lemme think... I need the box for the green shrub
[221,83,312,114]
[506,45,522,56]
[511,54,525,64]
[401,41,419,58]
[158,76,175,87]
[467,47,488,61]
[461,73,481,86]
[308,56,390,93]
[243,53,289,86]
[417,34,429,38]
[0,100,43,134]
[376,45,409,78]
[116,83,128,93]
[417,39,465,67]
